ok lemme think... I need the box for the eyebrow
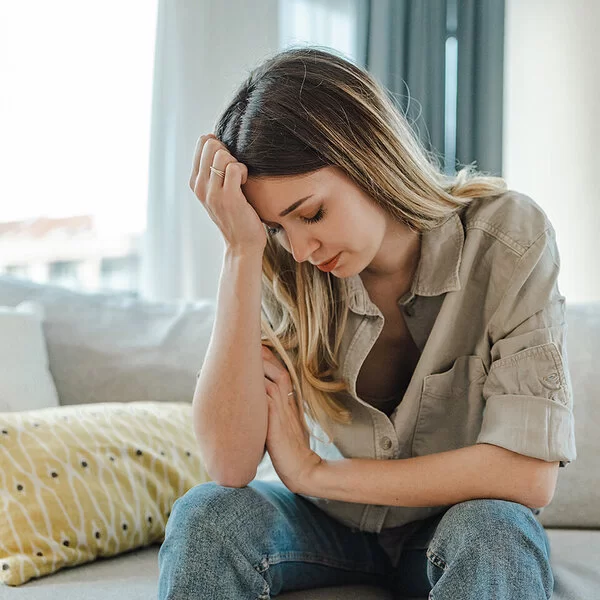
[260,194,314,225]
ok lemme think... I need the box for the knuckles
[191,134,247,194]
[213,147,230,160]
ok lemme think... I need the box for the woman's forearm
[299,443,555,509]
[193,248,268,487]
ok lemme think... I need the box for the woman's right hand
[189,133,267,253]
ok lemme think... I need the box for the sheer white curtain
[139,0,278,303]
[278,0,368,65]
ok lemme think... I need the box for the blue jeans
[157,480,554,599]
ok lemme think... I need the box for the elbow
[530,485,555,510]
[201,440,261,488]
[220,449,267,488]
[217,479,253,489]
[524,462,559,509]
[201,457,257,489]
[523,493,550,512]
[214,469,257,489]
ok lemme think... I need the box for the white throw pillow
[0,301,60,412]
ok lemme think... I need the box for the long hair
[214,46,507,445]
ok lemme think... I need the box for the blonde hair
[214,46,507,445]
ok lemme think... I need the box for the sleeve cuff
[476,394,577,465]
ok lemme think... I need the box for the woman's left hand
[261,344,322,493]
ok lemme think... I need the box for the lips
[316,252,341,271]
[318,254,339,267]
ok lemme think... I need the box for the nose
[286,231,318,264]
[291,244,313,264]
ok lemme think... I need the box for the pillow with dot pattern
[0,401,212,586]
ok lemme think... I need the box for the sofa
[0,273,598,600]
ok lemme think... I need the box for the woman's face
[242,165,419,282]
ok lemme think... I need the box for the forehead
[242,167,334,202]
[243,173,312,200]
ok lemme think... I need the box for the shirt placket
[360,290,422,531]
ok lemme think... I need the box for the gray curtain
[356,0,505,176]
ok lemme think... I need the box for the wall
[503,0,600,303]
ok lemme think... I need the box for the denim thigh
[158,479,394,599]
[425,500,553,600]
[383,502,549,599]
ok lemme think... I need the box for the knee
[426,499,553,596]
[431,498,546,551]
[166,481,268,539]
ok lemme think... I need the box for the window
[100,255,140,293]
[48,261,81,291]
[0,1,158,294]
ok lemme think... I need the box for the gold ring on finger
[210,166,226,179]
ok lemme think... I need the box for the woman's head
[241,165,420,282]
[216,46,482,233]
[213,46,507,444]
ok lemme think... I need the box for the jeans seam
[193,518,272,599]
[264,550,385,575]
[426,547,448,571]
[253,551,386,599]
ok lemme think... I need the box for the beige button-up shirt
[255,189,577,564]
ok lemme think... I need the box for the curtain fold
[361,0,504,176]
[456,0,505,176]
[364,0,447,168]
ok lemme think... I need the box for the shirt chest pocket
[412,355,488,457]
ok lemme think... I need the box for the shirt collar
[343,210,465,316]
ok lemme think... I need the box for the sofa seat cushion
[1,529,597,600]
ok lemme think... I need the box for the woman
[158,46,575,599]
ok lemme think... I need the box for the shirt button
[381,437,392,450]
[541,372,561,389]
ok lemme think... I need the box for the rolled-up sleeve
[476,225,577,468]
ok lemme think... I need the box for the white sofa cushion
[0,276,214,407]
[0,300,60,412]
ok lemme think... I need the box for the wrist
[225,245,265,260]
[297,455,326,495]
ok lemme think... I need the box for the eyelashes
[266,207,326,236]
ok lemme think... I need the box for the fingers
[189,133,220,185]
[264,377,278,400]
[188,133,226,192]
[223,161,248,192]
[261,347,291,387]
[190,133,248,208]
[262,353,281,384]
[196,138,227,193]
[189,135,210,191]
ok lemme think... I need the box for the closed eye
[266,207,327,236]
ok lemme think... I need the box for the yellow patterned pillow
[0,401,212,586]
